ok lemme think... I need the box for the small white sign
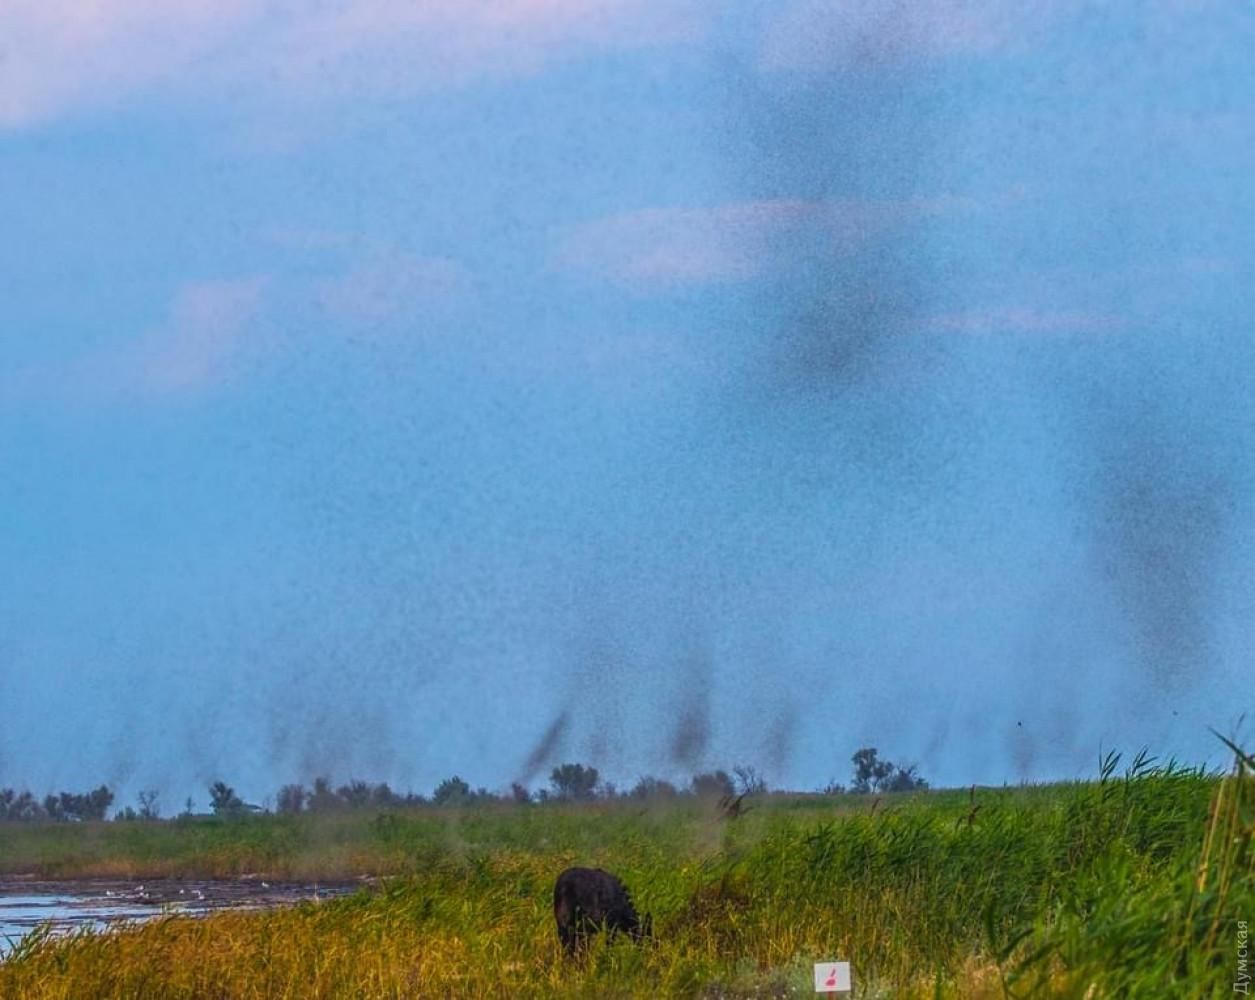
[814,961,852,993]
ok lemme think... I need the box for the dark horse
[553,867,652,955]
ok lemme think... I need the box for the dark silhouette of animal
[553,867,652,955]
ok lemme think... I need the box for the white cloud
[556,194,976,289]
[134,277,268,394]
[0,276,267,408]
[0,0,702,128]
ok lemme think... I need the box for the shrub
[691,770,735,799]
[208,782,244,817]
[432,776,471,806]
[550,763,600,801]
[276,784,307,815]
[630,776,679,800]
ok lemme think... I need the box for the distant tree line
[0,785,114,822]
[273,778,428,815]
[265,763,769,813]
[0,748,927,822]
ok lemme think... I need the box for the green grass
[1,750,1250,998]
[0,791,958,881]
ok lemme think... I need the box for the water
[0,879,358,959]
[0,892,166,956]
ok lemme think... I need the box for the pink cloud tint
[0,1,703,128]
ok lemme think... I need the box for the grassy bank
[1,753,1250,998]
[0,788,1006,881]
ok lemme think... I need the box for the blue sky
[2,1,1253,809]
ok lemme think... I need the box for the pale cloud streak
[1,236,477,409]
[67,277,269,401]
[314,253,472,327]
[269,0,701,98]
[0,277,267,408]
[133,277,269,395]
[556,194,977,290]
[0,0,702,128]
[919,307,1126,336]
